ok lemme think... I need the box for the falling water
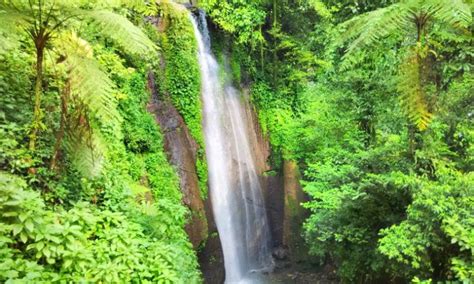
[190,11,273,283]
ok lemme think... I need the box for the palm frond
[424,0,472,28]
[55,32,120,177]
[338,3,411,60]
[0,7,28,52]
[65,116,105,178]
[84,10,156,55]
[58,32,121,126]
[397,50,432,130]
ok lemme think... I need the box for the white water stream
[190,11,273,284]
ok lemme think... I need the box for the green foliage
[1,0,472,282]
[0,51,32,125]
[337,0,472,130]
[196,156,209,199]
[0,172,200,283]
[379,167,474,282]
[84,9,157,55]
[0,2,201,282]
[296,80,472,282]
[199,0,266,46]
[206,0,473,282]
[161,14,203,147]
[306,0,332,18]
[159,5,209,199]
[337,0,471,61]
[0,0,155,54]
[0,0,159,174]
[397,48,432,131]
[250,81,295,165]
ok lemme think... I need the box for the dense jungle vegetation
[0,0,473,283]
[206,0,472,282]
[0,1,202,282]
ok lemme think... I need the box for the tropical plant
[199,0,267,46]
[337,0,472,130]
[0,0,156,172]
[379,166,474,281]
[0,171,201,283]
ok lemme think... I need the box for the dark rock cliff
[242,89,308,263]
[282,159,310,263]
[147,72,207,248]
[147,72,225,283]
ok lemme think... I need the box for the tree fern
[52,32,120,177]
[60,33,120,124]
[338,3,411,63]
[337,0,472,130]
[338,0,472,58]
[424,0,472,28]
[65,116,105,178]
[69,56,119,121]
[398,50,432,130]
[0,0,158,175]
[0,0,157,154]
[84,10,157,56]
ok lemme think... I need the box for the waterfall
[190,11,273,283]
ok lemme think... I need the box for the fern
[339,0,472,56]
[64,118,105,178]
[52,32,120,177]
[338,3,410,62]
[0,0,157,176]
[398,50,432,130]
[424,0,472,28]
[69,55,119,120]
[337,0,472,130]
[85,10,157,55]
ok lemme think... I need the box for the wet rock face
[147,72,225,282]
[266,175,284,248]
[272,246,289,261]
[241,88,310,264]
[241,90,285,248]
[198,196,225,284]
[282,159,310,262]
[242,92,280,257]
[147,72,207,248]
[243,88,309,262]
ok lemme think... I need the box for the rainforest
[0,0,472,283]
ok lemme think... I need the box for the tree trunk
[408,123,417,160]
[272,0,278,89]
[406,17,425,159]
[260,26,264,74]
[29,40,45,151]
[50,81,70,171]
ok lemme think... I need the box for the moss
[158,9,209,199]
[230,55,242,85]
[196,152,209,199]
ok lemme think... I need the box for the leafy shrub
[0,9,201,282]
[0,172,200,283]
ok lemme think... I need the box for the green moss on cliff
[158,7,209,199]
